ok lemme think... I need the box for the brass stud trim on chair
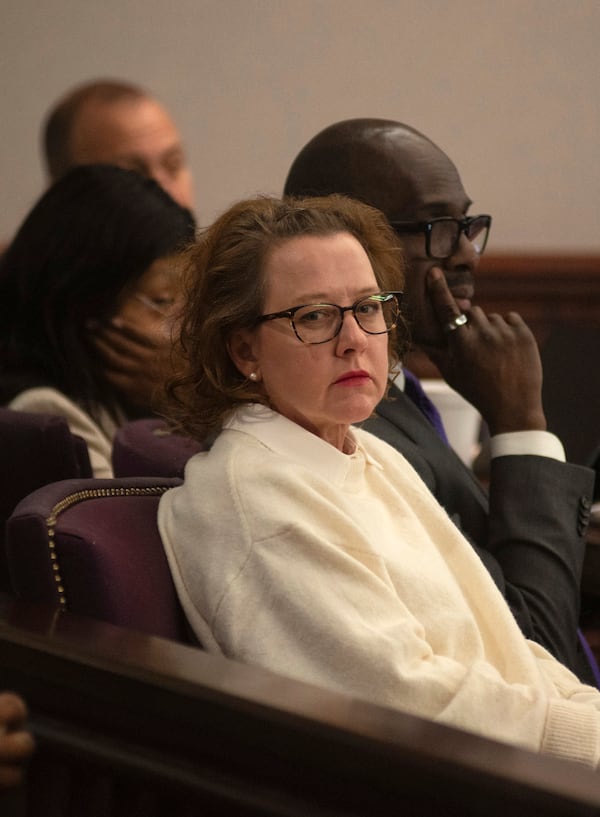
[45,485,173,611]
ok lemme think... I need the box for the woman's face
[115,255,183,334]
[230,232,391,451]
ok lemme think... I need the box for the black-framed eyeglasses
[256,291,403,345]
[389,214,492,260]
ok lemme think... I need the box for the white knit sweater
[158,404,600,768]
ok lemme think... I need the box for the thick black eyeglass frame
[388,214,492,260]
[256,291,404,345]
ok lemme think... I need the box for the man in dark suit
[283,119,595,677]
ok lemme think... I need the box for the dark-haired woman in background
[0,164,195,476]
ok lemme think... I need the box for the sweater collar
[224,404,382,485]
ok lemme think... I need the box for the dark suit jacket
[361,383,594,675]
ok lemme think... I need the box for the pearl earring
[249,372,258,381]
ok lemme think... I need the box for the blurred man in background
[42,78,194,209]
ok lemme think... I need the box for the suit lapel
[376,384,488,503]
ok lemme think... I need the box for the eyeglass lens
[429,217,489,259]
[293,294,399,344]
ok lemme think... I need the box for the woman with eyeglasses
[0,164,195,476]
[158,194,600,771]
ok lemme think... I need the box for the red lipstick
[334,370,371,386]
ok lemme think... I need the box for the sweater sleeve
[216,524,600,768]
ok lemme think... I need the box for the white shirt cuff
[490,430,566,462]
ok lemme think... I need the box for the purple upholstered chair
[5,476,196,644]
[112,417,206,478]
[0,407,92,592]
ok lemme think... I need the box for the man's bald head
[42,79,194,209]
[284,118,480,349]
[284,118,463,222]
[43,80,145,180]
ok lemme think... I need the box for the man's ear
[227,328,260,380]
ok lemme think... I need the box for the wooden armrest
[0,595,599,816]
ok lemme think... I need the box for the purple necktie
[403,369,449,445]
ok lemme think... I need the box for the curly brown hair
[166,194,408,441]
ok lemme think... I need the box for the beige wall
[3,0,599,250]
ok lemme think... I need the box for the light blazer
[361,383,595,675]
